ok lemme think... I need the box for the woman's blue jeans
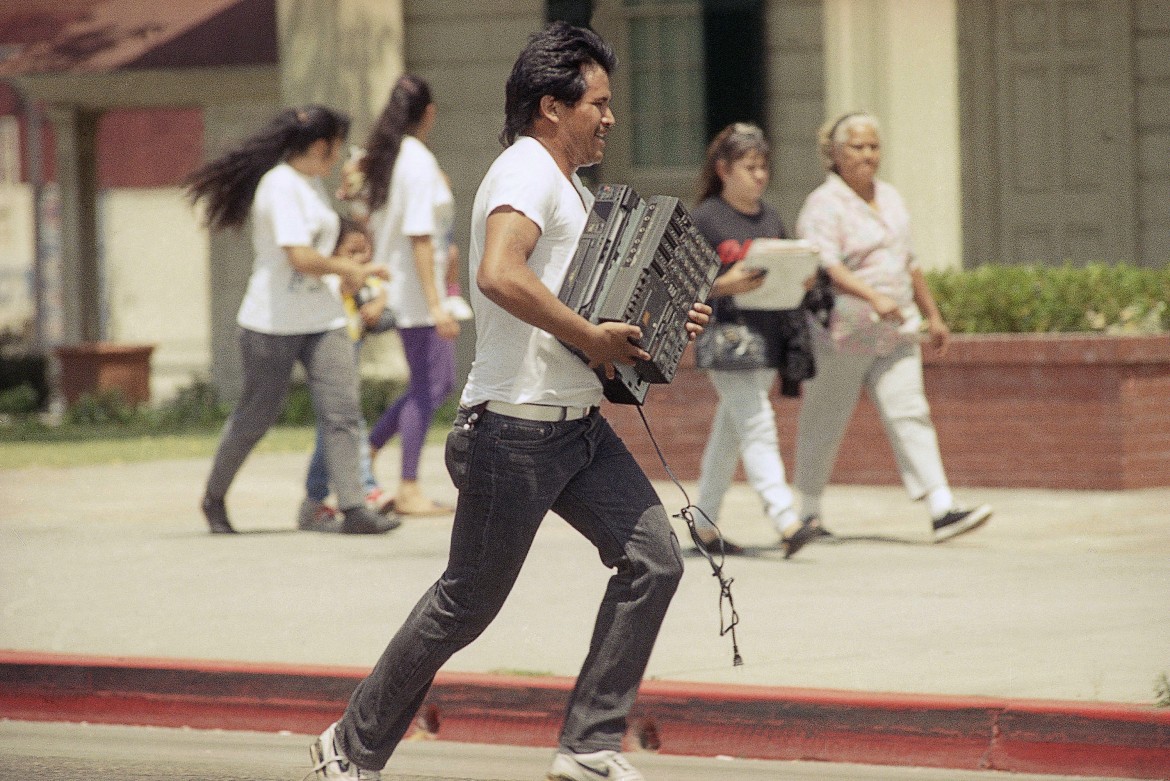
[305,340,378,501]
[306,418,378,501]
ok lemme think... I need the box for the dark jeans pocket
[445,425,474,491]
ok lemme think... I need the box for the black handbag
[694,318,769,371]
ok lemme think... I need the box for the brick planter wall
[603,334,1170,490]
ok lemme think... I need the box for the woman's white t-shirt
[369,135,454,329]
[238,163,346,335]
[460,136,602,408]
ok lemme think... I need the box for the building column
[202,102,278,402]
[821,0,962,269]
[277,0,404,140]
[271,0,408,391]
[44,104,101,342]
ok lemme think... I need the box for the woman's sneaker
[297,499,342,533]
[308,722,380,780]
[547,749,644,781]
[365,487,396,515]
[341,505,402,535]
[932,504,993,542]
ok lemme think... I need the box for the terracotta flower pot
[54,342,155,407]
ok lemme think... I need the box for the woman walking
[355,75,459,516]
[691,123,819,558]
[794,112,991,541]
[187,105,399,536]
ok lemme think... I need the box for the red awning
[0,0,277,77]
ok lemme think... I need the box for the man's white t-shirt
[460,136,602,408]
[370,135,455,328]
[238,163,346,335]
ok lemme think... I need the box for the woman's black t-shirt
[691,196,788,266]
[691,196,791,367]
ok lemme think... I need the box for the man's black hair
[500,21,617,147]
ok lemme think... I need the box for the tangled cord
[637,405,743,667]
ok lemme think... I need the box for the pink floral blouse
[796,173,922,356]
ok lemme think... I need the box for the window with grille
[544,0,766,171]
[624,0,706,167]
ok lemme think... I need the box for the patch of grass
[0,374,455,470]
[0,421,450,470]
[0,426,318,469]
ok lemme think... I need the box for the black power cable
[636,404,743,667]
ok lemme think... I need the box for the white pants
[695,367,796,534]
[795,340,948,505]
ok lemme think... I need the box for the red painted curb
[1,651,1167,778]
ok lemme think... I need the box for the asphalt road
[0,721,1130,781]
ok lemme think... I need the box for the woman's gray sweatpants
[204,327,365,511]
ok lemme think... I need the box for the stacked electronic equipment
[558,184,721,405]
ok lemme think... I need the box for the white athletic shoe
[547,749,645,781]
[307,722,381,780]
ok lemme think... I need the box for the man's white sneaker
[547,749,645,781]
[307,722,381,780]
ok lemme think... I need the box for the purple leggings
[369,325,456,480]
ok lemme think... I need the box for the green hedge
[925,263,1170,334]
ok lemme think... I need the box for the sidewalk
[1,443,1168,777]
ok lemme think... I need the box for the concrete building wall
[277,0,404,142]
[0,115,34,335]
[403,0,544,271]
[101,188,210,400]
[91,109,210,400]
[822,0,963,270]
[0,183,34,335]
[764,0,826,229]
[1136,0,1170,267]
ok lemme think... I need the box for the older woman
[794,112,991,542]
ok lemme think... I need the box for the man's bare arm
[477,207,648,374]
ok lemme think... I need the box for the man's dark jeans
[337,406,684,770]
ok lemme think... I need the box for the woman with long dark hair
[187,105,398,536]
[355,74,459,516]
